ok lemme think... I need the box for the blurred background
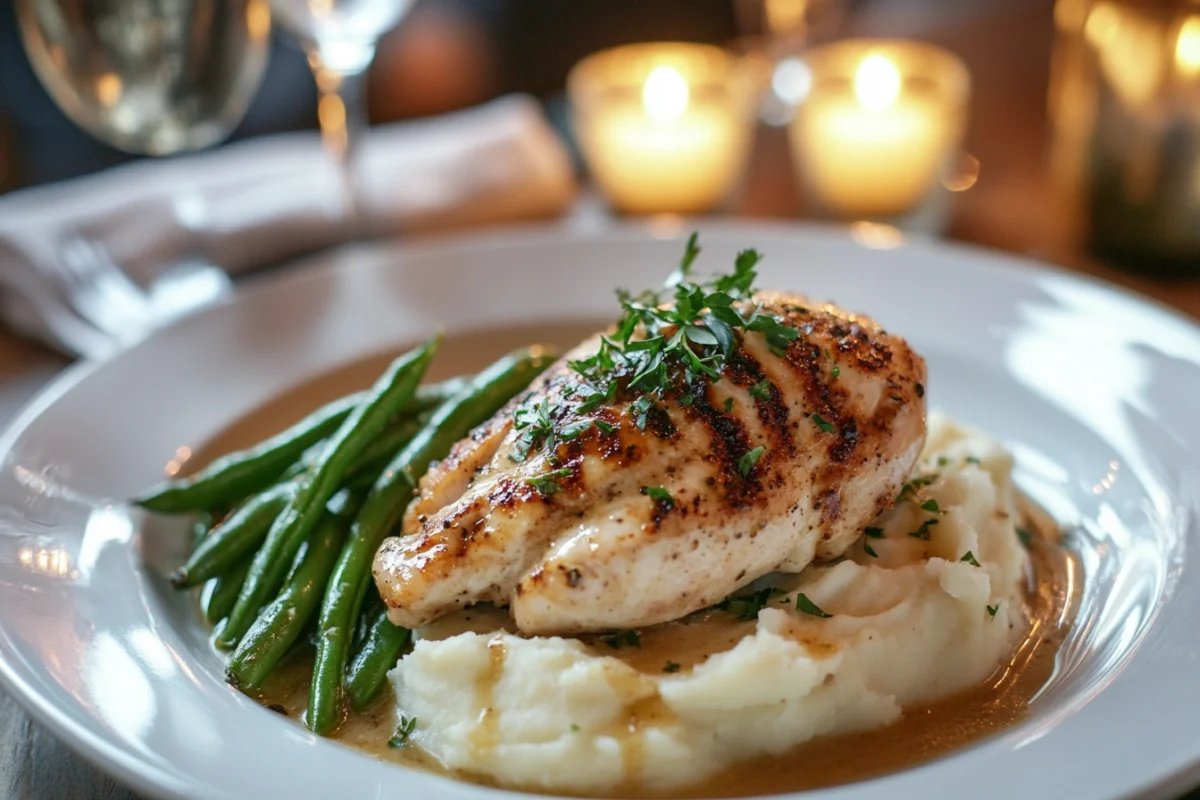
[4,0,1196,283]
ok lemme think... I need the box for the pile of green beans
[137,344,555,734]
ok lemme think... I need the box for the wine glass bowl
[16,0,273,156]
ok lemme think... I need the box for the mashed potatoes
[388,414,1030,794]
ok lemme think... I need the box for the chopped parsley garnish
[388,716,418,748]
[642,485,675,508]
[737,446,765,477]
[571,723,581,732]
[527,468,573,497]
[1016,526,1035,547]
[569,234,797,403]
[810,413,837,433]
[960,550,981,567]
[920,498,940,513]
[559,418,595,440]
[987,604,999,618]
[966,456,982,465]
[864,526,885,539]
[909,518,939,540]
[717,586,785,619]
[663,661,681,673]
[594,419,617,435]
[831,365,840,379]
[795,593,832,618]
[605,630,641,649]
[510,400,557,463]
[749,379,773,400]
[937,456,949,466]
[863,541,879,558]
[630,395,656,430]
[510,234,801,466]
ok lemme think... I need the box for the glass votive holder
[786,39,971,233]
[1050,0,1200,276]
[568,42,757,215]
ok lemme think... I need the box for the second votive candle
[788,39,970,221]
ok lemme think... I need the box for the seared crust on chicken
[374,291,927,634]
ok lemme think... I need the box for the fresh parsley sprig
[569,234,798,404]
[509,234,798,468]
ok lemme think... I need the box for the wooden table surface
[2,1,1199,798]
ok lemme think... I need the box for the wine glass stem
[310,56,370,236]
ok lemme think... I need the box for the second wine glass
[271,0,416,230]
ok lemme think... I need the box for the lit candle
[568,43,755,214]
[788,40,970,220]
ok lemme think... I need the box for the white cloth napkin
[0,94,576,352]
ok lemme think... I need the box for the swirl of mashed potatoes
[388,414,1030,794]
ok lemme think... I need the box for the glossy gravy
[187,324,1078,799]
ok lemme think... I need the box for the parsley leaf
[527,468,573,497]
[716,586,785,619]
[510,400,557,463]
[605,630,641,649]
[863,541,879,558]
[831,365,840,379]
[987,604,999,618]
[909,518,939,540]
[960,550,981,567]
[388,716,418,748]
[810,413,837,433]
[920,498,940,513]
[594,419,617,435]
[864,526,885,539]
[642,485,675,508]
[795,593,832,618]
[749,379,773,400]
[966,456,982,465]
[559,419,594,440]
[723,397,735,413]
[738,446,765,477]
[1016,526,1035,547]
[663,661,681,673]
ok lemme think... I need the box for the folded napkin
[0,94,576,353]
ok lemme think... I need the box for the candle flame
[643,66,689,123]
[854,54,901,111]
[1176,16,1200,77]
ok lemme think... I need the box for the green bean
[345,602,411,711]
[218,339,438,649]
[412,377,469,413]
[171,482,295,588]
[135,393,366,514]
[201,557,252,625]
[346,416,425,480]
[225,510,351,689]
[329,347,556,716]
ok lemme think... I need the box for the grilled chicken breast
[374,291,927,635]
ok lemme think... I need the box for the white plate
[1,223,1198,800]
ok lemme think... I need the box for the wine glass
[269,0,416,228]
[16,0,273,156]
